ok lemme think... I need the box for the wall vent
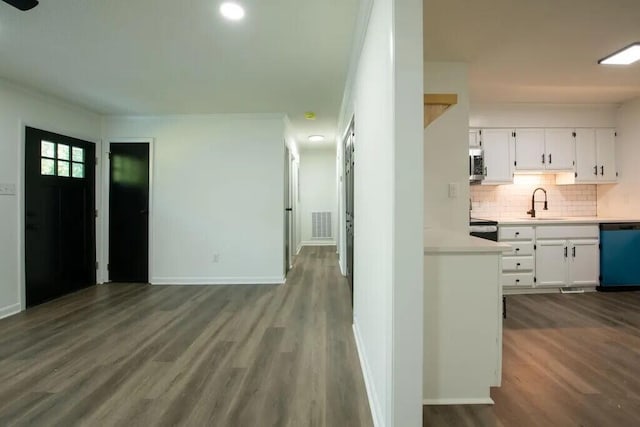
[312,212,332,239]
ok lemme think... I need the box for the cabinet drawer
[499,226,534,241]
[535,225,599,239]
[503,241,534,256]
[502,256,534,271]
[502,272,534,287]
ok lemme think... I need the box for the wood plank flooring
[0,246,373,427]
[424,291,640,427]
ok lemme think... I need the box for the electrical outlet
[212,253,220,263]
[0,183,16,196]
[448,182,458,199]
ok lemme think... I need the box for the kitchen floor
[0,246,372,426]
[424,291,640,427]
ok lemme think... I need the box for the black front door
[344,120,355,305]
[108,143,150,283]
[25,127,96,307]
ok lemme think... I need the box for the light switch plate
[0,183,16,195]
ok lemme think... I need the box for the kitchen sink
[519,217,568,221]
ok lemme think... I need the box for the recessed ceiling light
[220,2,245,21]
[599,43,640,65]
[308,135,325,142]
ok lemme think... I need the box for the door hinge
[95,261,99,270]
[95,209,98,218]
[108,152,112,160]
[107,263,110,271]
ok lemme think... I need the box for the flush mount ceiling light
[308,135,325,142]
[598,43,640,65]
[304,112,317,120]
[220,2,245,21]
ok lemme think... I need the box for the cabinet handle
[594,165,598,176]
[564,247,568,258]
[515,279,520,284]
[515,248,520,252]
[572,246,576,258]
[601,166,604,176]
[541,153,545,164]
[549,153,552,164]
[516,263,521,267]
[515,232,520,236]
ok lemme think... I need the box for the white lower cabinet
[569,239,600,286]
[501,224,599,291]
[535,240,567,287]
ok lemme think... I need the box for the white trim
[101,138,154,284]
[353,321,382,427]
[301,240,336,247]
[103,112,285,121]
[0,303,21,320]
[150,276,286,285]
[423,398,495,405]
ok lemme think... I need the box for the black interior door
[25,127,96,307]
[109,143,150,283]
[345,120,355,305]
[284,146,291,275]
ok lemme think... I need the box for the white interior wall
[102,114,285,285]
[470,104,618,128]
[299,148,337,245]
[0,79,101,318]
[598,98,640,217]
[423,62,470,232]
[339,0,423,425]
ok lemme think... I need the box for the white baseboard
[353,321,383,427]
[503,286,596,296]
[0,303,21,320]
[423,397,494,405]
[150,276,286,285]
[301,240,336,247]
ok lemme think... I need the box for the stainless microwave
[469,148,485,183]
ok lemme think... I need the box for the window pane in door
[41,141,55,158]
[72,147,84,162]
[72,163,84,178]
[41,158,55,175]
[57,144,70,160]
[58,161,70,177]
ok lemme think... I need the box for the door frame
[100,138,154,284]
[18,121,101,311]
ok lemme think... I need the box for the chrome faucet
[527,187,548,218]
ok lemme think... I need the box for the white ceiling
[0,0,359,148]
[424,0,640,104]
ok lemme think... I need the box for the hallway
[0,246,372,426]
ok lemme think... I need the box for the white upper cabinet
[544,129,574,170]
[482,129,513,184]
[469,129,481,148]
[596,128,617,182]
[514,129,545,170]
[514,128,574,171]
[575,128,598,181]
[566,128,617,184]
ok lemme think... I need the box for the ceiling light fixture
[598,42,640,65]
[220,2,245,21]
[308,135,325,142]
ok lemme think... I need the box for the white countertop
[424,229,511,254]
[486,216,640,225]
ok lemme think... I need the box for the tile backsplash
[470,175,597,218]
